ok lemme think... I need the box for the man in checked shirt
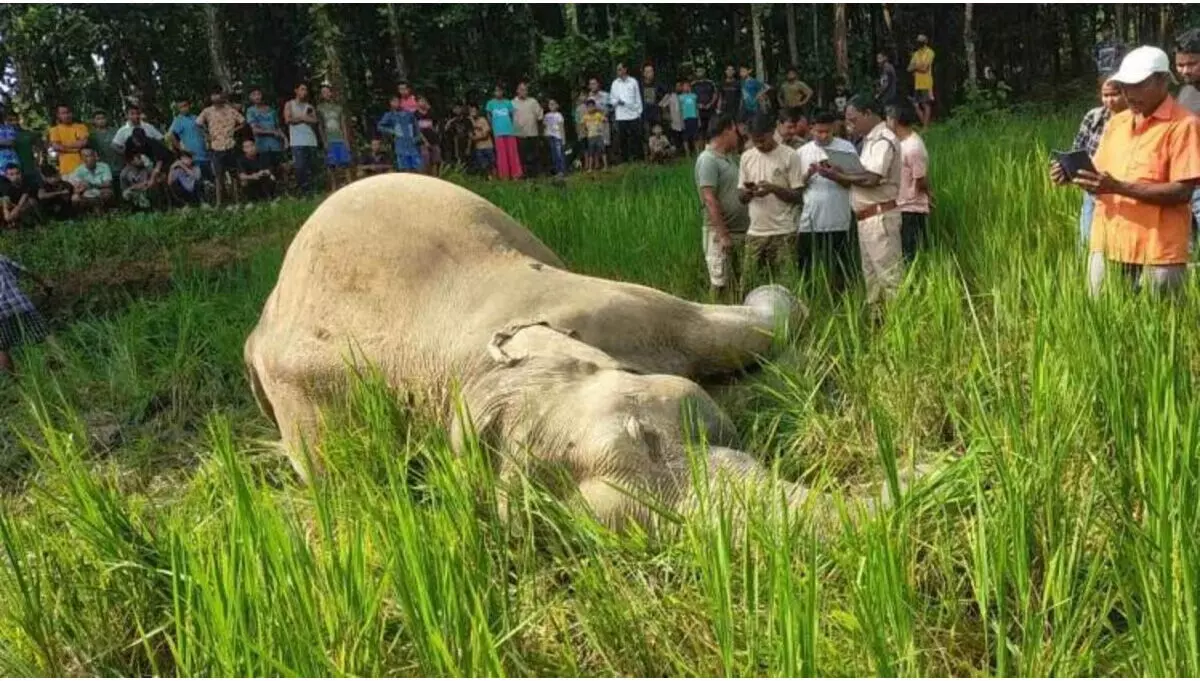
[1072,74,1127,249]
[0,253,53,374]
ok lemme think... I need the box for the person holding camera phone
[738,113,804,286]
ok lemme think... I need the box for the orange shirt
[1089,95,1200,265]
[47,123,90,175]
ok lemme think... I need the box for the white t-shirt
[543,111,565,140]
[796,138,856,233]
[609,76,643,121]
[112,122,164,150]
[738,143,804,237]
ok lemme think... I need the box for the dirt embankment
[33,230,293,321]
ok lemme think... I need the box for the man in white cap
[1051,46,1200,297]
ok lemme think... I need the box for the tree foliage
[1,3,1196,134]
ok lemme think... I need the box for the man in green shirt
[88,111,123,177]
[67,147,115,212]
[776,67,814,110]
[5,111,40,182]
[318,85,352,190]
[694,114,749,299]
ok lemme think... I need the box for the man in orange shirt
[46,105,90,176]
[1051,46,1200,297]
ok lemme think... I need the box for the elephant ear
[487,320,579,366]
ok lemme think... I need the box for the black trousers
[798,230,854,294]
[901,212,928,263]
[616,119,641,164]
[243,177,277,202]
[516,136,541,177]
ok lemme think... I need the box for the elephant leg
[543,279,797,379]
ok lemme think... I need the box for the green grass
[3,111,1200,676]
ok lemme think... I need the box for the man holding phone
[738,113,805,285]
[1050,46,1200,297]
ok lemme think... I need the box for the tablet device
[1052,149,1097,180]
[823,147,867,174]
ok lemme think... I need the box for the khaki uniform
[853,122,904,305]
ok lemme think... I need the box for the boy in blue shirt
[678,80,700,156]
[739,66,765,121]
[168,99,211,181]
[377,96,423,172]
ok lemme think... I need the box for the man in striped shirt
[1072,75,1127,248]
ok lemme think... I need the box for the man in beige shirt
[815,95,904,312]
[738,113,805,283]
[512,81,544,176]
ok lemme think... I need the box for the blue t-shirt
[378,110,419,152]
[168,115,208,162]
[246,105,283,152]
[486,98,515,137]
[679,93,699,120]
[741,78,763,113]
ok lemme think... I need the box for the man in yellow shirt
[907,34,935,127]
[46,105,90,175]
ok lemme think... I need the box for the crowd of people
[0,33,938,227]
[692,97,929,319]
[0,83,379,226]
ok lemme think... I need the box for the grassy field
[3,112,1200,676]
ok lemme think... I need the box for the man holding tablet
[815,95,904,317]
[1051,46,1200,297]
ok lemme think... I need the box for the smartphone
[744,181,758,190]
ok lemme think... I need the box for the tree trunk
[964,3,977,88]
[311,5,347,101]
[751,4,767,83]
[527,4,540,76]
[563,3,580,36]
[882,3,896,64]
[785,4,800,69]
[1115,3,1126,43]
[385,4,409,82]
[203,4,233,94]
[834,4,849,84]
[812,4,823,103]
[1159,4,1172,46]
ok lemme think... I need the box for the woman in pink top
[887,103,931,263]
[397,82,419,113]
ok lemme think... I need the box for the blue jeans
[1079,192,1096,250]
[549,137,566,176]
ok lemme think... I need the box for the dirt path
[34,229,294,321]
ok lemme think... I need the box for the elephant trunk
[671,446,882,535]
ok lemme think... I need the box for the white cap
[1109,45,1172,85]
